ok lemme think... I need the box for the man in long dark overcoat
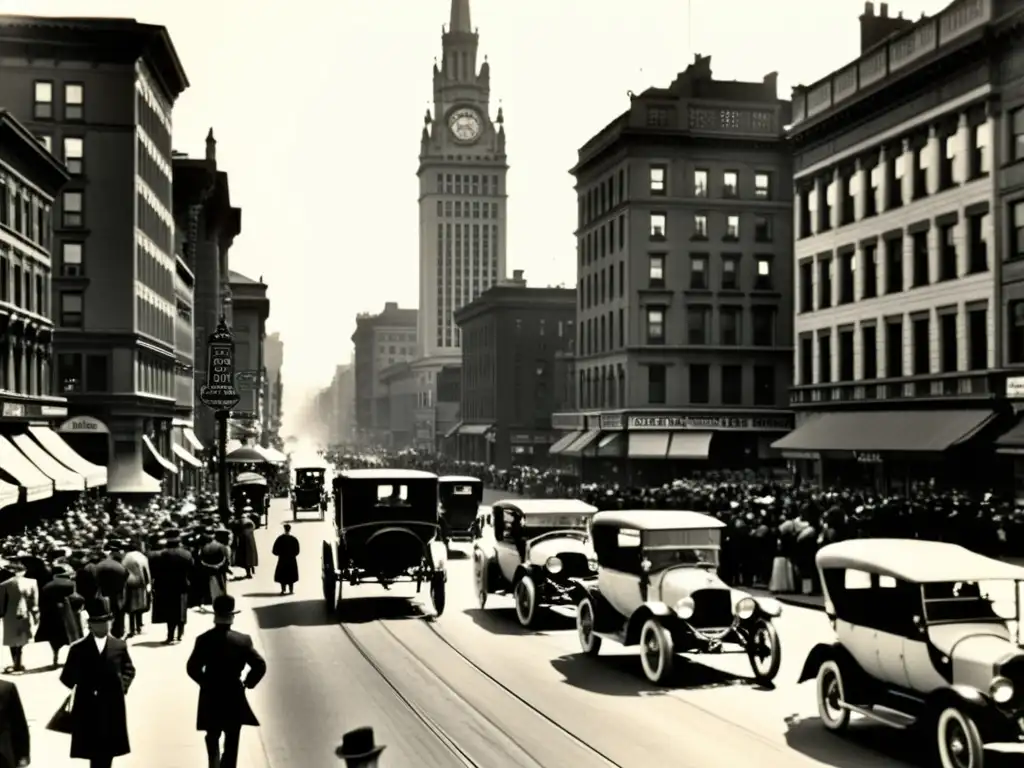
[271,524,300,595]
[186,595,266,768]
[150,531,192,644]
[232,519,259,579]
[74,552,100,601]
[198,529,232,605]
[36,563,84,668]
[95,544,129,639]
[59,597,135,768]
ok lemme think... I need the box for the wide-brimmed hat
[335,727,385,760]
[163,529,181,542]
[212,595,240,619]
[85,597,112,622]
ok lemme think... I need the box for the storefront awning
[172,444,204,469]
[563,429,601,456]
[183,428,204,453]
[28,427,106,488]
[11,433,85,492]
[0,479,18,512]
[142,435,178,475]
[259,445,288,463]
[459,423,493,436]
[549,431,581,455]
[0,435,52,503]
[443,422,463,439]
[226,439,243,454]
[108,452,161,494]
[628,432,671,459]
[667,431,713,460]
[772,410,996,454]
[996,417,1024,454]
[597,432,625,457]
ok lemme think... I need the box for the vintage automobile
[473,498,599,628]
[798,538,1024,768]
[321,468,447,615]
[438,475,483,546]
[232,471,269,527]
[576,510,783,685]
[292,466,328,520]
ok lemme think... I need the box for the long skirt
[769,556,795,594]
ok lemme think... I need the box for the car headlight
[674,596,695,619]
[734,597,756,620]
[546,556,563,574]
[587,558,598,572]
[990,676,1014,705]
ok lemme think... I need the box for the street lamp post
[198,316,240,517]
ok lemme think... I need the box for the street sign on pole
[198,317,240,412]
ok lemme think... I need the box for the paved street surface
[8,490,1017,766]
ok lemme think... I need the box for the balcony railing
[790,370,1002,407]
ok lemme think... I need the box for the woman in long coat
[272,524,300,595]
[121,539,151,637]
[35,564,84,668]
[233,517,259,578]
[0,561,38,672]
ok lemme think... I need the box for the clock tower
[417,0,507,360]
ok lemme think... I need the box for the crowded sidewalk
[0,493,275,768]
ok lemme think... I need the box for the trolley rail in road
[338,617,623,768]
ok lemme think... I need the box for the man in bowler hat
[59,597,135,768]
[336,727,385,767]
[186,595,266,768]
[149,530,192,644]
[95,543,128,639]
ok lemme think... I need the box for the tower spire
[449,0,471,33]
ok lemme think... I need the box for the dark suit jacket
[186,626,266,731]
[94,558,129,611]
[74,561,100,601]
[0,679,28,768]
[60,635,135,759]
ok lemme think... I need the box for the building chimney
[205,128,216,162]
[763,71,778,95]
[859,2,913,53]
[512,269,524,281]
[384,301,398,311]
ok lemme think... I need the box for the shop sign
[58,415,110,434]
[40,405,68,417]
[600,413,624,430]
[627,414,793,431]
[198,318,240,411]
[854,451,884,464]
[551,412,584,430]
[1,403,25,418]
[1008,376,1024,399]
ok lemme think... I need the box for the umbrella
[258,445,288,463]
[225,446,269,464]
[234,472,268,486]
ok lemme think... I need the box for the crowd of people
[327,450,1024,595]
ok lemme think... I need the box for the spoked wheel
[639,618,674,684]
[936,707,984,768]
[430,573,447,617]
[746,619,782,684]
[576,596,602,656]
[473,551,488,609]
[514,575,537,628]
[816,661,850,732]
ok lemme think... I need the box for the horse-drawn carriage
[321,468,447,616]
[292,466,328,521]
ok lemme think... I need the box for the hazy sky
[4,0,950,410]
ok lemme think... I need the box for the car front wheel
[576,596,602,656]
[936,706,984,768]
[515,575,538,627]
[816,660,850,732]
[746,619,782,684]
[639,618,674,684]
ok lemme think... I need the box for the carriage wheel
[430,573,446,616]
[321,541,337,612]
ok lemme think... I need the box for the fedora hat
[212,595,240,619]
[335,726,385,760]
[85,597,113,622]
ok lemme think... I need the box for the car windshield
[646,546,720,571]
[922,579,1021,624]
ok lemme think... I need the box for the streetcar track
[338,615,623,767]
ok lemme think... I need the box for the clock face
[448,108,482,142]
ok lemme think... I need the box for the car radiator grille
[690,589,734,628]
[553,552,590,580]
